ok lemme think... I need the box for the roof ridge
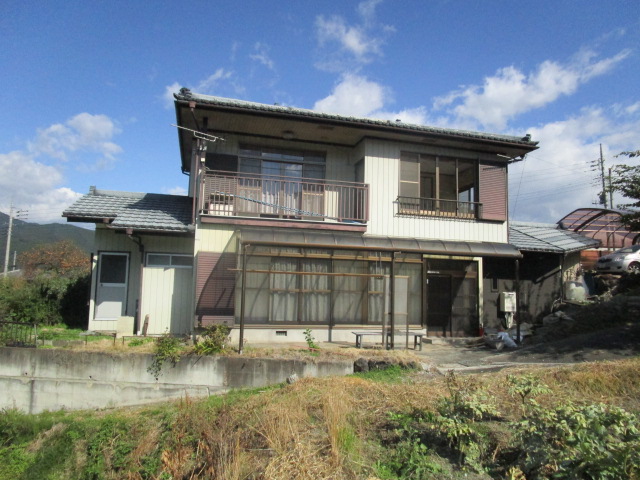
[174,89,538,147]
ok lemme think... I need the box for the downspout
[127,230,144,335]
[515,258,521,345]
[559,253,565,302]
[389,251,396,350]
[238,242,249,354]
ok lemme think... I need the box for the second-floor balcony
[201,170,369,224]
[397,196,482,219]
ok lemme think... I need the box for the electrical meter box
[499,292,517,312]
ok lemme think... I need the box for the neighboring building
[64,89,542,344]
[498,221,600,325]
[557,208,640,270]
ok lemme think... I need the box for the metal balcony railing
[397,196,482,219]
[201,170,369,223]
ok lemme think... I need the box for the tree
[18,240,90,281]
[610,150,640,231]
[1,241,91,326]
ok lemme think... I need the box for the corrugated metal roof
[509,221,600,253]
[174,89,538,148]
[240,229,522,258]
[63,188,193,233]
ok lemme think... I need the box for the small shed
[508,221,600,322]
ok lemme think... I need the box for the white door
[95,253,129,320]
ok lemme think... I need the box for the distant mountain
[0,212,94,269]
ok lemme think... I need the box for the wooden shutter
[195,251,236,326]
[479,163,507,221]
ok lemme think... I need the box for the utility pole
[599,144,607,208]
[591,144,608,208]
[3,204,14,276]
[608,167,614,210]
[3,205,27,276]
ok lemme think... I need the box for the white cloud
[0,112,122,223]
[196,68,233,93]
[0,151,83,223]
[29,113,122,167]
[163,82,181,109]
[163,69,239,109]
[164,186,187,196]
[314,0,393,71]
[509,106,640,222]
[249,42,275,71]
[313,74,432,126]
[313,74,388,116]
[434,49,631,130]
[316,15,379,59]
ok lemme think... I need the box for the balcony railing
[397,196,482,219]
[201,170,369,223]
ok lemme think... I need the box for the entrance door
[425,259,478,337]
[95,253,129,320]
[425,275,452,336]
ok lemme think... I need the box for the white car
[595,245,640,274]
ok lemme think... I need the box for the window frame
[146,253,193,269]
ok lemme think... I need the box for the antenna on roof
[171,124,226,143]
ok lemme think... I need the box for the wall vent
[275,330,287,336]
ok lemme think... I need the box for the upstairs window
[238,145,326,180]
[399,153,478,218]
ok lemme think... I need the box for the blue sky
[1,0,639,225]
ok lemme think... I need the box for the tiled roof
[174,89,538,148]
[509,221,600,253]
[63,188,193,233]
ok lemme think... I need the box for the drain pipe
[239,242,249,354]
[515,258,521,345]
[389,251,396,350]
[127,229,144,334]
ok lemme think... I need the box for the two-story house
[63,88,540,346]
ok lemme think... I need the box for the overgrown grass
[2,359,639,479]
[37,324,113,343]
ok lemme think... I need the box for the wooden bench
[352,331,426,350]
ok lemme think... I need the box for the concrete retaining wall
[0,348,354,414]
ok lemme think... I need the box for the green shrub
[147,334,183,380]
[193,324,230,355]
[303,328,319,350]
[514,401,640,479]
[0,274,90,327]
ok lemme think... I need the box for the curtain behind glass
[269,258,298,322]
[301,259,330,323]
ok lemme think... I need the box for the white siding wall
[363,139,508,243]
[195,224,237,253]
[88,226,195,333]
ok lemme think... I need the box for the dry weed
[321,385,353,466]
[26,422,67,453]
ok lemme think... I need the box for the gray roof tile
[63,189,192,233]
[509,221,600,253]
[175,90,539,148]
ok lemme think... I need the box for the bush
[514,402,640,478]
[0,274,90,327]
[193,324,230,355]
[147,334,183,380]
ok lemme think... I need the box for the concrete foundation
[0,347,353,414]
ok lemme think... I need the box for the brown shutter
[479,163,507,221]
[195,251,236,326]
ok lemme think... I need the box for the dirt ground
[413,322,640,372]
